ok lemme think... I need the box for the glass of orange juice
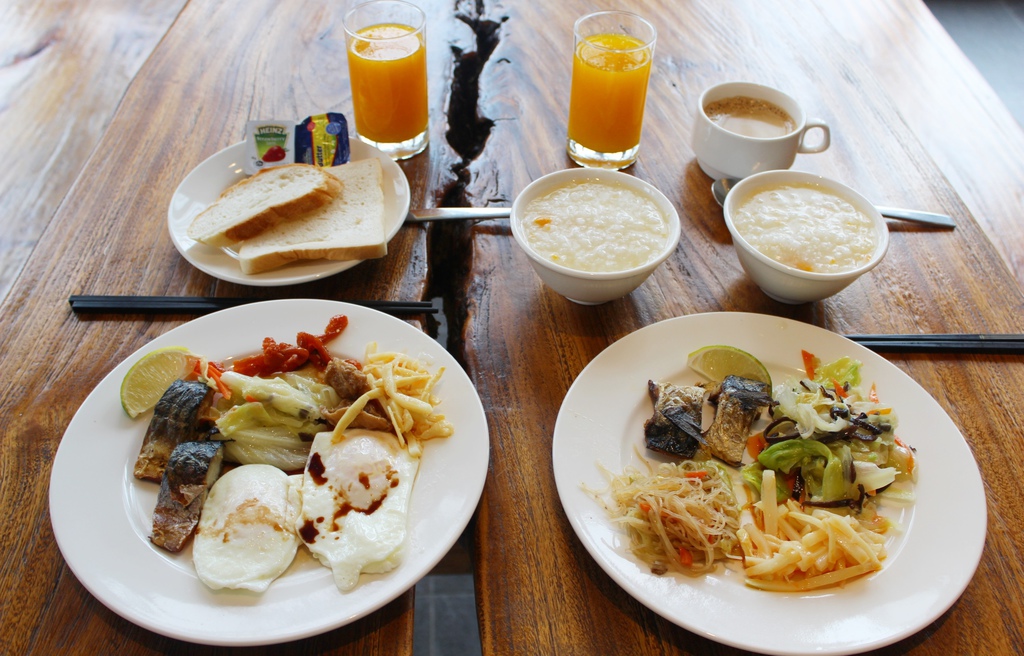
[567,11,656,169]
[343,0,429,159]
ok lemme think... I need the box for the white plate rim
[167,141,411,286]
[552,311,986,655]
[49,299,489,646]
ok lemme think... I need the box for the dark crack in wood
[445,19,500,163]
[427,4,505,358]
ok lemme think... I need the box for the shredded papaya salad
[596,460,741,576]
[737,350,918,591]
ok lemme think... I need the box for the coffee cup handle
[797,119,830,154]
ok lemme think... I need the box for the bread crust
[237,159,388,274]
[240,242,387,274]
[221,178,341,243]
[187,164,343,247]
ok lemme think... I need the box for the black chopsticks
[68,295,438,316]
[846,333,1024,354]
[68,296,1022,353]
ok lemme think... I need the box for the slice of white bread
[236,158,387,274]
[187,163,342,247]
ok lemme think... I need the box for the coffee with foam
[704,96,796,138]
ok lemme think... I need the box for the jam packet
[243,112,350,175]
[245,120,294,174]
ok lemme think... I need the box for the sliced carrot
[685,471,708,480]
[747,432,768,458]
[678,548,693,566]
[868,383,880,403]
[638,502,652,513]
[832,378,849,399]
[801,350,818,379]
[205,361,232,399]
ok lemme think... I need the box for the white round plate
[49,300,489,646]
[552,312,985,655]
[167,141,411,286]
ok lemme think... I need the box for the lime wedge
[686,345,771,387]
[120,347,197,418]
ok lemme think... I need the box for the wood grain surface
[818,1,1024,287]
[457,0,1024,654]
[0,0,186,301]
[2,0,1023,654]
[0,0,437,653]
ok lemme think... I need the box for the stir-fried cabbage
[742,356,915,506]
[213,369,340,470]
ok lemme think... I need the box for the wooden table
[2,0,1023,654]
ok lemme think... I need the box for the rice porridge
[732,183,878,273]
[521,180,670,272]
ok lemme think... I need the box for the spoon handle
[407,207,511,222]
[875,206,955,229]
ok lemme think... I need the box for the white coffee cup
[692,81,830,179]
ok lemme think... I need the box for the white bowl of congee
[723,170,889,304]
[511,169,681,305]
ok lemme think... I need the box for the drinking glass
[343,0,429,159]
[566,11,656,169]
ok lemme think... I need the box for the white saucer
[167,140,410,286]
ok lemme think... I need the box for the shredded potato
[591,459,741,575]
[739,470,886,591]
[331,343,454,456]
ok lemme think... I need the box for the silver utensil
[407,207,511,222]
[711,177,955,229]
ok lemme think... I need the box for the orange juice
[568,33,653,154]
[347,23,428,145]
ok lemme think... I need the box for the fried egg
[193,464,301,592]
[297,428,420,592]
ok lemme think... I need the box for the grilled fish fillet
[134,379,215,482]
[644,380,706,459]
[151,440,225,552]
[703,375,773,465]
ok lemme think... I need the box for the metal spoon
[407,207,510,222]
[711,177,955,229]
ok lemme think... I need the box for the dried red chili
[297,332,331,369]
[231,315,349,376]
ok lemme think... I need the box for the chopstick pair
[68,297,1022,353]
[68,295,438,316]
[846,333,1024,354]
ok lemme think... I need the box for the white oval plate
[552,312,985,655]
[49,300,489,646]
[167,141,411,286]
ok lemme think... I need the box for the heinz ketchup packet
[244,120,294,174]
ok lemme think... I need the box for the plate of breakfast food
[167,140,411,286]
[49,299,489,645]
[552,312,985,655]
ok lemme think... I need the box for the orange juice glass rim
[343,0,425,38]
[573,10,657,52]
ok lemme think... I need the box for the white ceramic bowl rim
[510,169,682,280]
[723,170,889,280]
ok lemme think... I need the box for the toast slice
[187,163,342,247]
[236,159,388,274]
